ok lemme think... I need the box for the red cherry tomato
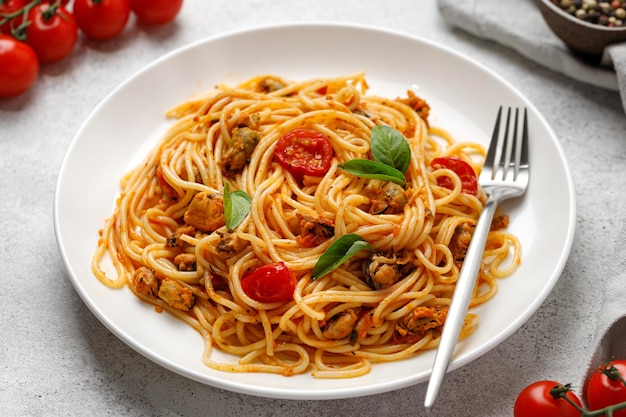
[241,262,297,303]
[0,34,39,98]
[0,0,25,35]
[514,380,582,417]
[274,128,334,180]
[586,360,626,416]
[430,156,478,195]
[73,0,130,40]
[129,0,182,25]
[24,3,77,63]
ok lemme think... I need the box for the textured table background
[2,1,625,416]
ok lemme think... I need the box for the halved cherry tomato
[430,156,478,195]
[24,3,77,63]
[129,0,182,25]
[73,0,130,40]
[586,360,626,416]
[0,34,39,98]
[0,0,25,35]
[514,380,582,417]
[274,128,334,180]
[241,262,297,303]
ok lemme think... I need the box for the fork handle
[424,195,499,412]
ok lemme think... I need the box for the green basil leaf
[223,183,252,231]
[339,159,406,187]
[370,125,411,173]
[312,234,373,280]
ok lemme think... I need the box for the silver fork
[424,106,530,413]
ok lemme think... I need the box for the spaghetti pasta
[92,72,520,378]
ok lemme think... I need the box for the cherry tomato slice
[586,360,626,416]
[25,4,77,63]
[514,380,582,417]
[129,0,183,25]
[430,156,478,195]
[241,262,297,303]
[73,0,131,40]
[274,128,334,180]
[0,34,38,98]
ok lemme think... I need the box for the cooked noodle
[92,72,520,378]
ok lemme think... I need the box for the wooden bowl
[536,0,626,56]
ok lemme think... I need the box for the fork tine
[510,107,529,180]
[485,106,503,179]
[520,108,529,171]
[502,107,514,179]
[512,108,520,180]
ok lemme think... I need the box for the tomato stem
[601,363,626,387]
[0,0,42,40]
[550,384,587,413]
[581,401,626,416]
[549,382,626,416]
[41,0,61,21]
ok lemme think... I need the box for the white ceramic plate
[54,23,575,400]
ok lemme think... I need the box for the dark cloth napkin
[438,0,626,114]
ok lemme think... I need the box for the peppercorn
[553,0,626,26]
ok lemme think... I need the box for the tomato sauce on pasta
[92,73,520,378]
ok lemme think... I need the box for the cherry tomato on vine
[430,156,478,195]
[129,0,182,25]
[0,0,25,35]
[513,380,582,417]
[274,128,334,180]
[24,3,77,63]
[586,360,626,416]
[73,0,130,40]
[0,34,39,98]
[241,262,297,303]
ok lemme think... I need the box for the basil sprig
[223,183,252,231]
[312,234,373,280]
[338,125,411,187]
